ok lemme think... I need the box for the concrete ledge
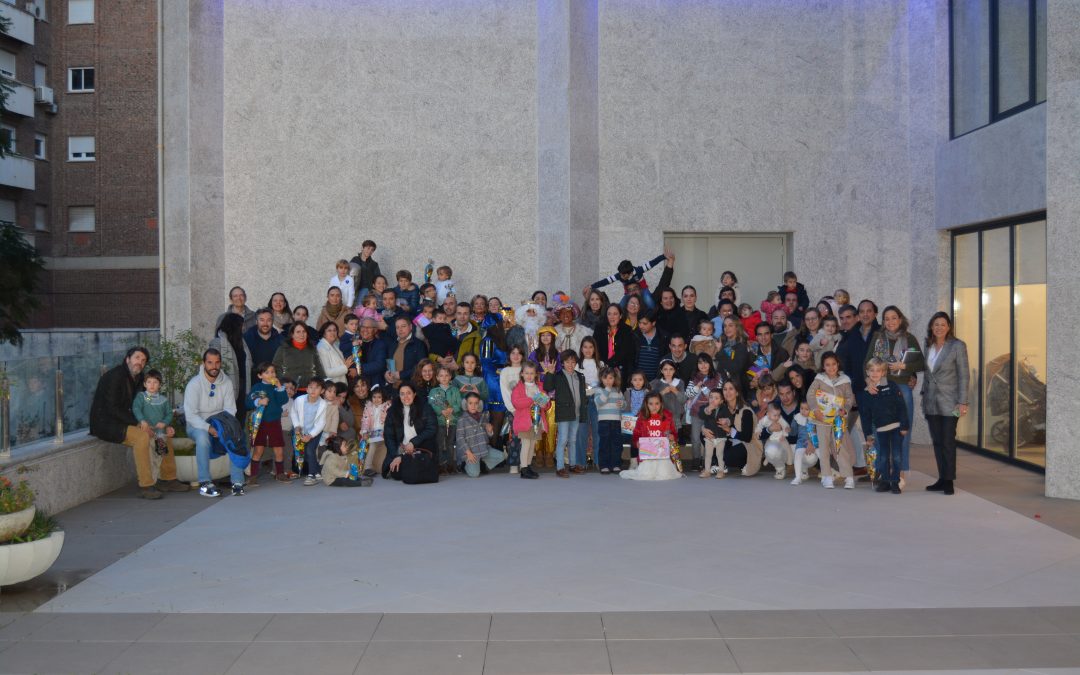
[0,432,136,516]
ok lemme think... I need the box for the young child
[318,436,370,486]
[454,353,489,407]
[807,352,855,489]
[510,362,551,479]
[434,265,457,305]
[419,282,437,304]
[715,271,741,306]
[698,390,726,479]
[279,378,299,479]
[622,371,650,469]
[593,367,625,473]
[132,369,175,490]
[290,377,328,486]
[760,290,784,321]
[456,392,507,477]
[738,303,761,338]
[413,300,435,328]
[329,259,356,308]
[429,365,463,474]
[395,269,420,315]
[352,293,380,322]
[621,392,681,480]
[650,359,686,426]
[247,362,291,484]
[422,308,456,365]
[833,289,851,307]
[778,271,810,312]
[811,316,842,368]
[689,319,719,358]
[589,251,667,311]
[360,387,390,475]
[861,357,911,494]
[790,400,818,485]
[544,350,588,477]
[755,402,792,480]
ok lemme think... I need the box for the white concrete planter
[174,455,230,484]
[0,530,64,586]
[0,506,35,543]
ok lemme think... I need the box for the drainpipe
[156,0,166,339]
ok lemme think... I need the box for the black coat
[89,362,143,443]
[594,322,638,384]
[543,369,589,423]
[714,341,753,397]
[383,401,438,459]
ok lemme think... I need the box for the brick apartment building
[1,0,158,329]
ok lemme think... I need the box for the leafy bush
[151,330,206,404]
[0,476,33,514]
[5,511,59,544]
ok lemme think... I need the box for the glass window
[68,135,95,161]
[35,204,47,231]
[951,0,991,136]
[68,205,95,232]
[953,232,980,448]
[1013,220,1046,466]
[35,63,47,87]
[34,133,46,159]
[0,198,15,226]
[980,227,1011,456]
[68,67,95,92]
[997,0,1031,112]
[68,0,93,24]
[0,50,16,79]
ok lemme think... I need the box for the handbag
[399,448,439,484]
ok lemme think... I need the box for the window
[68,206,95,232]
[950,213,1047,469]
[0,51,16,79]
[35,205,47,231]
[0,199,15,228]
[1,124,17,153]
[68,67,94,92]
[68,135,95,161]
[35,63,47,88]
[950,0,1047,137]
[34,133,46,159]
[68,0,93,24]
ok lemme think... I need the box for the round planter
[0,530,65,586]
[0,506,36,543]
[174,455,230,484]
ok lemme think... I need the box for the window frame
[68,66,95,93]
[68,0,94,25]
[949,0,1046,139]
[67,135,95,162]
[0,50,17,79]
[67,205,95,232]
[34,133,46,160]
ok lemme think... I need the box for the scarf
[324,303,344,320]
[467,411,482,422]
[879,329,908,363]
[291,338,306,350]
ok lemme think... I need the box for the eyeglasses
[209,382,216,398]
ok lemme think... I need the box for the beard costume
[507,303,546,356]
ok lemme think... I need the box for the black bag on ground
[399,449,439,484]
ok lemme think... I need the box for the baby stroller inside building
[985,354,1047,447]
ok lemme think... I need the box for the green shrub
[0,476,33,514]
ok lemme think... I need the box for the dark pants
[303,433,323,477]
[926,414,958,481]
[874,428,904,483]
[598,420,622,470]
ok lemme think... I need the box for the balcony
[0,152,34,189]
[5,81,34,117]
[0,2,34,45]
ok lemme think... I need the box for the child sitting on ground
[756,402,792,480]
[456,392,507,477]
[319,436,371,487]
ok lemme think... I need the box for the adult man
[89,347,188,500]
[507,303,545,355]
[553,300,586,355]
[776,381,801,446]
[356,318,389,387]
[378,289,406,331]
[216,286,257,333]
[383,316,427,386]
[183,349,245,497]
[634,313,669,382]
[243,309,283,383]
[751,323,790,386]
[837,304,858,335]
[663,335,697,385]
[451,302,482,365]
[837,300,882,471]
[783,291,804,329]
[771,308,795,350]
[350,239,382,293]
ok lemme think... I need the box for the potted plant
[0,477,64,587]
[172,439,230,484]
[0,476,35,542]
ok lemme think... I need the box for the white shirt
[402,405,417,445]
[927,343,942,371]
[329,274,355,308]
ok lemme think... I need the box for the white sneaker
[790,476,802,486]
[774,468,786,480]
[844,477,855,489]
[303,475,317,486]
[801,472,809,480]
[822,476,835,489]
[510,466,519,475]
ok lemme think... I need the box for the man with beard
[90,347,189,500]
[244,308,283,383]
[507,303,546,355]
[184,349,246,497]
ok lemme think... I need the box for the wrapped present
[293,428,306,474]
[620,414,637,435]
[746,354,771,381]
[424,258,434,284]
[249,402,265,447]
[638,436,670,460]
[352,341,362,376]
[865,440,878,481]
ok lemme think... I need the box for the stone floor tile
[489,613,604,641]
[100,641,247,675]
[1032,606,1080,633]
[607,638,739,674]
[602,610,720,639]
[0,612,56,640]
[482,639,611,674]
[0,613,22,629]
[725,636,867,672]
[961,635,1080,669]
[844,635,991,670]
[23,611,166,642]
[354,639,485,675]
[371,612,491,641]
[927,607,1066,635]
[138,613,273,642]
[225,641,365,675]
[711,609,835,638]
[0,639,129,674]
[253,612,381,642]
[818,608,952,637]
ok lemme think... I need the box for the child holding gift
[510,362,551,479]
[247,362,291,484]
[620,392,681,480]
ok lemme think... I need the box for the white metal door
[663,233,790,310]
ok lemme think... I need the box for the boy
[339,314,362,379]
[456,393,507,477]
[247,362,291,483]
[132,369,186,497]
[394,269,420,315]
[543,349,589,477]
[698,390,726,478]
[778,271,810,313]
[329,259,356,308]
[588,249,669,311]
[790,401,818,485]
[290,377,328,485]
[279,377,300,479]
[433,265,456,305]
[419,283,437,304]
[350,240,381,293]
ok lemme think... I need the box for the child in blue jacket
[861,358,911,494]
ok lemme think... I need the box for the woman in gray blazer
[920,312,970,495]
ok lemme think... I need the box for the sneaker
[520,466,539,479]
[303,475,317,486]
[774,468,786,480]
[315,473,323,480]
[138,486,164,500]
[790,477,802,486]
[822,476,835,489]
[274,473,292,483]
[600,467,610,474]
[510,466,519,475]
[198,482,221,498]
[875,481,891,493]
[710,465,720,475]
[844,477,855,489]
[890,482,902,494]
[247,476,260,487]
[800,472,809,480]
[231,483,245,496]
[698,469,710,478]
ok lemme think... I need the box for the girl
[579,289,609,331]
[454,353,489,408]
[352,293,380,322]
[360,387,390,475]
[593,367,625,473]
[576,337,603,469]
[622,371,649,468]
[624,294,643,330]
[714,316,752,399]
[783,342,817,375]
[410,360,437,400]
[620,392,681,480]
[593,304,637,385]
[316,286,349,336]
[861,357,910,494]
[698,390,726,478]
[318,436,368,487]
[715,380,756,476]
[689,319,719,358]
[429,365,463,475]
[499,346,526,474]
[267,292,293,332]
[811,316,842,368]
[684,354,722,471]
[866,305,925,487]
[650,359,686,428]
[760,290,783,322]
[738,303,761,337]
[530,327,560,464]
[790,400,818,485]
[510,362,551,479]
[807,352,856,489]
[756,402,792,480]
[316,322,353,385]
[715,270,740,306]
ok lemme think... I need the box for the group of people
[89,239,970,500]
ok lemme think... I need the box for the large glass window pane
[997,0,1032,112]
[953,232,980,447]
[981,228,1012,456]
[4,358,57,447]
[1035,0,1046,102]
[1013,221,1046,466]
[952,0,991,135]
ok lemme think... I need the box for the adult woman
[316,287,349,336]
[594,304,637,385]
[714,380,757,476]
[624,295,643,331]
[268,292,293,332]
[920,312,969,495]
[217,286,256,333]
[786,365,812,401]
[866,306,925,485]
[410,360,437,400]
[364,275,389,309]
[383,383,439,481]
[316,322,353,385]
[470,294,490,324]
[654,288,689,340]
[684,354,722,470]
[347,376,371,431]
[783,308,821,354]
[209,313,252,415]
[714,316,752,398]
[531,290,549,311]
[579,289,609,331]
[487,296,504,318]
[291,305,319,344]
[273,322,325,391]
[680,286,709,339]
[816,298,837,321]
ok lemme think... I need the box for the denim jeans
[304,433,324,476]
[555,420,580,469]
[874,427,904,483]
[575,399,599,466]
[597,420,622,470]
[894,381,914,470]
[187,426,245,485]
[463,446,507,477]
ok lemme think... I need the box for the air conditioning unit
[27,1,43,19]
[34,85,53,105]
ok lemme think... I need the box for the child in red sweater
[621,393,683,480]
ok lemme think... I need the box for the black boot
[875,480,891,493]
[925,479,945,492]
[890,481,902,494]
[943,480,954,495]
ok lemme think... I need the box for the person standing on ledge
[89,347,189,500]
